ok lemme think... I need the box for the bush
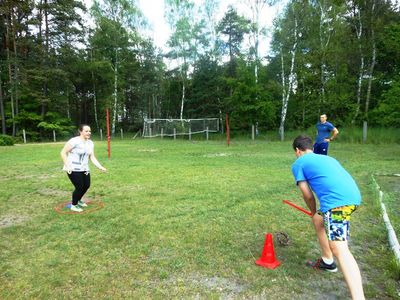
[0,135,15,146]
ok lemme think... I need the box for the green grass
[374,175,400,248]
[0,139,399,299]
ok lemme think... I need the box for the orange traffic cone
[255,233,281,269]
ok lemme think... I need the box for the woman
[61,124,107,212]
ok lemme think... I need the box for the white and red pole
[226,113,230,146]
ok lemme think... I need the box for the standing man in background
[314,114,339,155]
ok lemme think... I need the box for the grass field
[1,138,399,299]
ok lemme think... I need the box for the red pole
[106,108,111,159]
[226,113,230,146]
[283,200,312,217]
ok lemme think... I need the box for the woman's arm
[90,150,107,172]
[60,143,73,173]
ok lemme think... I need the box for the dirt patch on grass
[0,214,29,228]
[187,274,247,293]
[132,273,247,295]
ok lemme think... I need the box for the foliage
[0,134,14,146]
[0,0,399,141]
[370,78,400,127]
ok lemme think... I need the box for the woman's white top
[63,136,94,172]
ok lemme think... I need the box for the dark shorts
[320,205,358,241]
[313,142,329,155]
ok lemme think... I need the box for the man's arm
[298,181,317,215]
[330,127,339,141]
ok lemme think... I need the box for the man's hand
[298,181,317,215]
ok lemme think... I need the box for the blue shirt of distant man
[314,114,339,155]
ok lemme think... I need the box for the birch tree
[347,0,365,123]
[276,3,299,141]
[245,0,276,84]
[165,0,198,119]
[202,0,220,59]
[91,0,143,134]
[316,0,335,105]
[363,0,376,120]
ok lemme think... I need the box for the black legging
[67,172,91,205]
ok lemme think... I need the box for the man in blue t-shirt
[291,135,364,300]
[314,114,339,155]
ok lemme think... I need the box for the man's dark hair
[292,135,313,151]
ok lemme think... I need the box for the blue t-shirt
[291,153,361,213]
[316,122,334,143]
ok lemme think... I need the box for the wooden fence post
[23,129,27,144]
[363,121,368,144]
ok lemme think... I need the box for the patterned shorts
[321,205,358,241]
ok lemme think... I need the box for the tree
[91,0,144,134]
[216,6,251,78]
[165,0,205,119]
[272,1,301,141]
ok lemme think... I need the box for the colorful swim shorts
[321,205,358,241]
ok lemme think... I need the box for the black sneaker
[306,258,338,272]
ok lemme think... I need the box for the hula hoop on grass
[54,199,105,215]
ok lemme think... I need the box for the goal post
[142,118,220,138]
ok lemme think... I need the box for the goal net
[142,118,220,138]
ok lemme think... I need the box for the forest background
[0,0,399,142]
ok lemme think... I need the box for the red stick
[283,200,312,217]
[106,108,111,159]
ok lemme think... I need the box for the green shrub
[0,134,15,146]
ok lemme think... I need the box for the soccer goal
[142,118,220,139]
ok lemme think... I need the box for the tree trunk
[279,12,298,142]
[92,77,99,132]
[112,48,118,135]
[42,0,49,119]
[180,83,185,120]
[352,6,363,124]
[67,89,70,119]
[179,56,187,120]
[5,24,16,136]
[0,71,6,134]
[11,9,19,134]
[364,1,376,120]
[318,1,332,105]
[89,46,99,132]
[279,47,287,142]
[364,41,375,120]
